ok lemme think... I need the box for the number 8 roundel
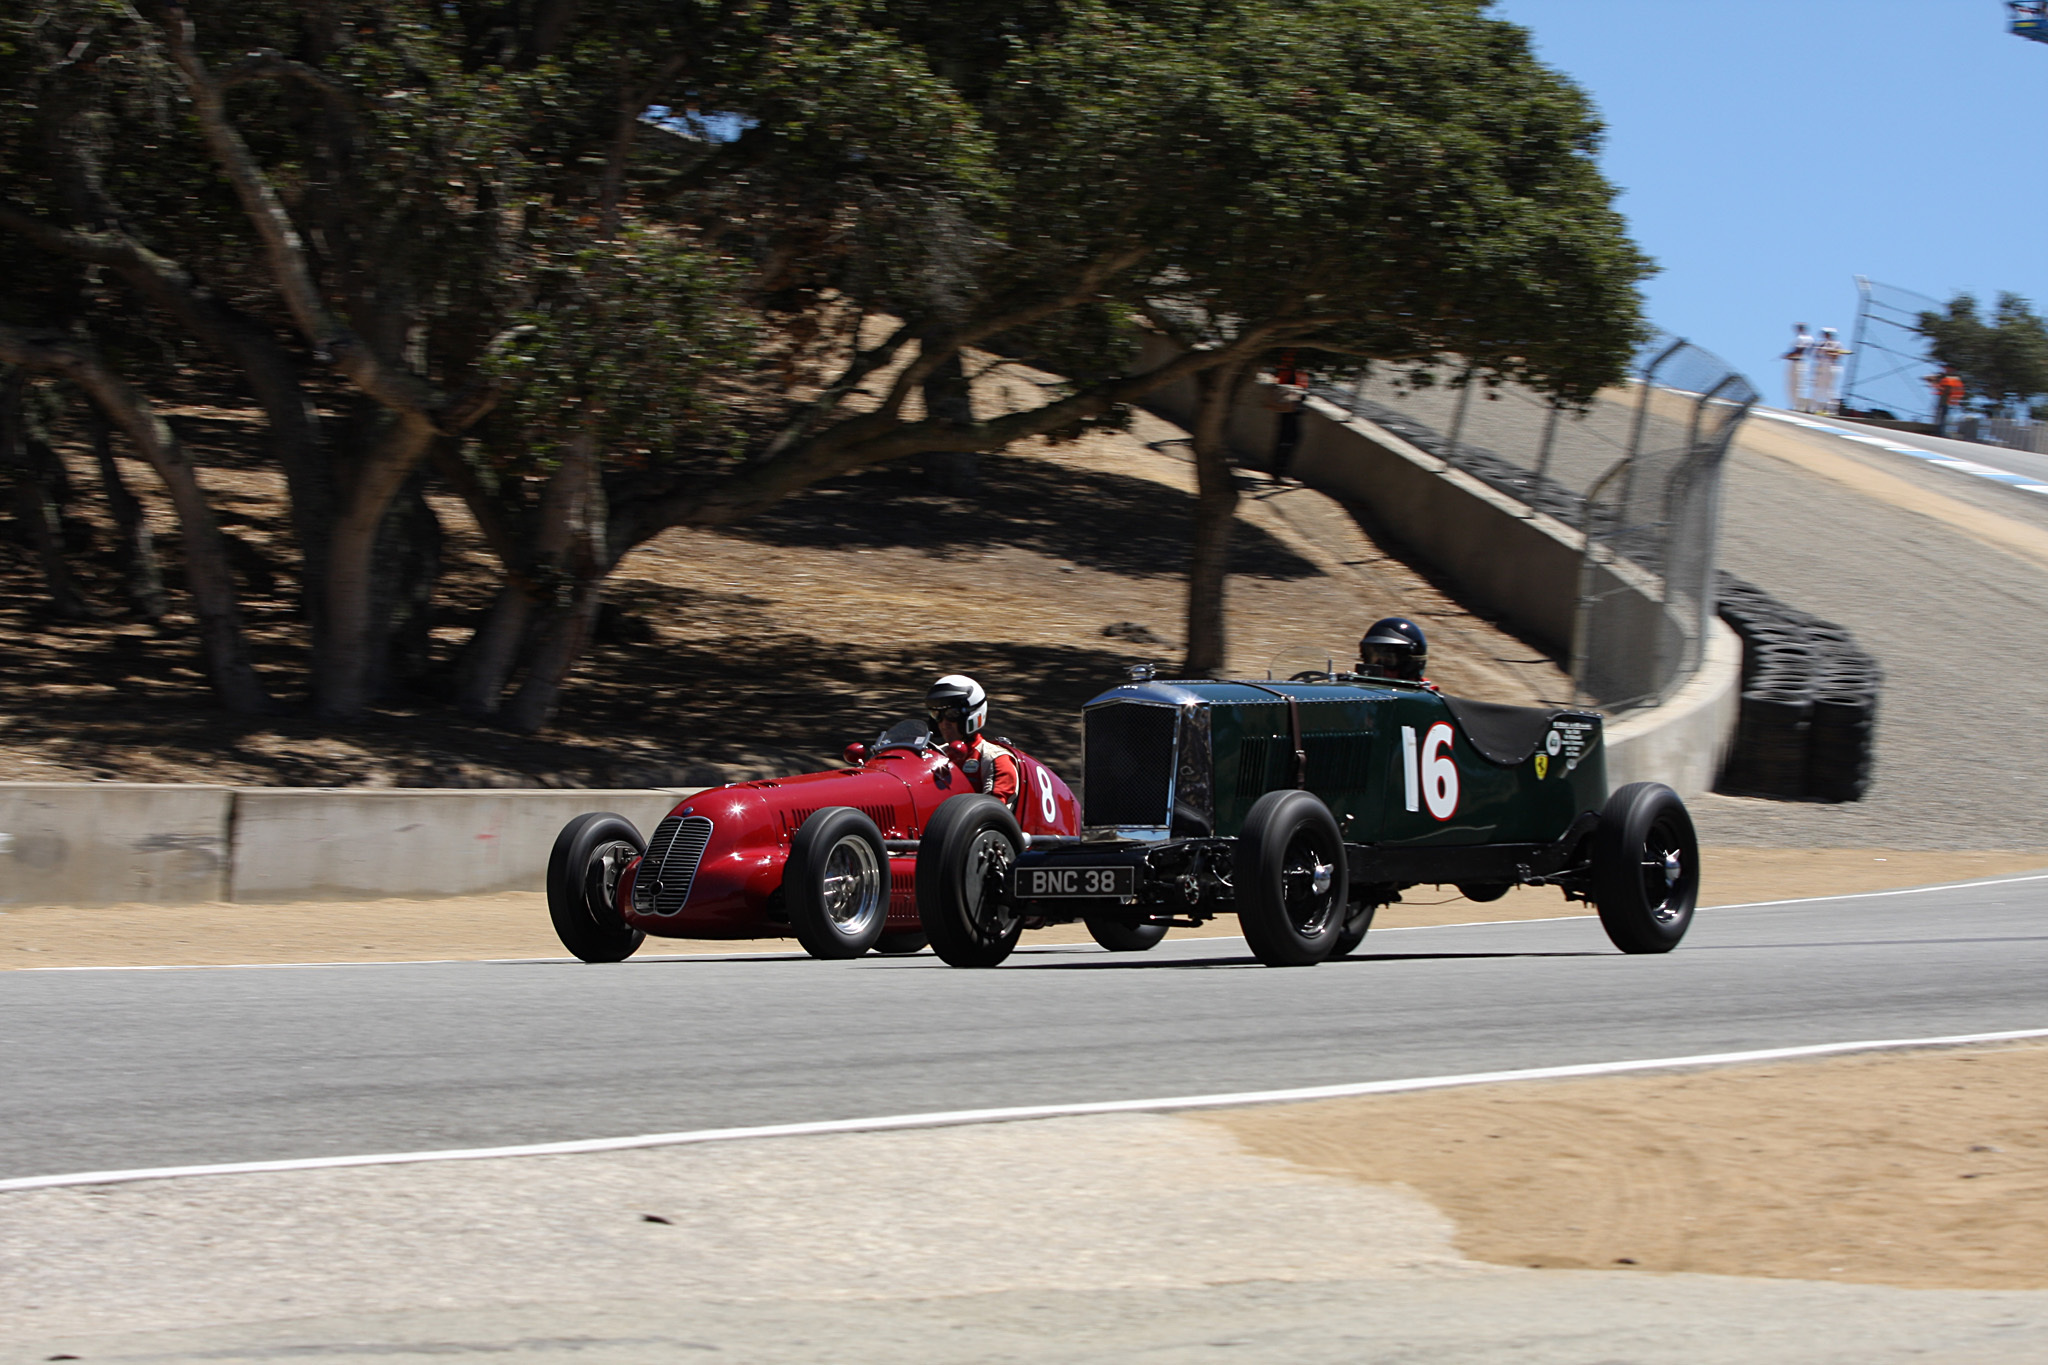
[1035,765,1058,825]
[1421,722,1460,821]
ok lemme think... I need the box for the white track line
[1706,869,2048,911]
[1757,409,2048,495]
[6,1027,2046,1195]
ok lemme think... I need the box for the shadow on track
[882,949,1612,971]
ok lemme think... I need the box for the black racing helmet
[925,673,989,737]
[1358,617,1427,681]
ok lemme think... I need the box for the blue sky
[1490,0,2048,414]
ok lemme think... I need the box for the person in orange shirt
[1267,349,1309,481]
[1928,365,1966,435]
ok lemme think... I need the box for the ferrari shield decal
[1535,753,1549,780]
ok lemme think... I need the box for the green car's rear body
[1081,677,1606,850]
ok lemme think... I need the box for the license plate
[1016,865,1135,899]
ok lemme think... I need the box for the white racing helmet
[926,674,989,737]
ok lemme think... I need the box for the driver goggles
[1358,643,1416,674]
[927,706,969,731]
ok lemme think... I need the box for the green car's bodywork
[1078,677,1603,845]
[1185,681,1604,848]
[1011,674,1613,924]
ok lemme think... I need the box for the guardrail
[1320,334,1757,712]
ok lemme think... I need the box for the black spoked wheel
[787,807,891,959]
[1236,789,1349,966]
[1591,782,1699,954]
[1329,900,1378,957]
[916,794,1025,968]
[1085,916,1168,952]
[871,930,929,955]
[546,813,647,963]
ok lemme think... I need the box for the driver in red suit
[927,674,1019,810]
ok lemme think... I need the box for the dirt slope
[0,375,1565,787]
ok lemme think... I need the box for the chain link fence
[1313,332,1758,712]
[1842,275,1944,421]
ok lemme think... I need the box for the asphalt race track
[6,877,2047,1185]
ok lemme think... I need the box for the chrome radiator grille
[633,814,713,916]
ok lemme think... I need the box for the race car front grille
[1237,729,1374,805]
[1235,735,1287,805]
[1083,703,1177,829]
[633,814,714,916]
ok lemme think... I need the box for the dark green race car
[914,672,1699,967]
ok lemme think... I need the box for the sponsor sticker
[1547,718,1595,774]
[1534,753,1549,780]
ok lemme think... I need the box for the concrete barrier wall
[0,785,699,908]
[1604,619,1741,799]
[1286,397,1589,660]
[0,783,234,907]
[228,789,699,902]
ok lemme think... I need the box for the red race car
[546,719,1082,961]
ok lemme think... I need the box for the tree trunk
[2,368,89,619]
[362,471,443,701]
[0,203,338,652]
[454,582,536,717]
[1182,360,1250,678]
[918,348,978,493]
[226,336,331,658]
[316,411,435,719]
[500,577,604,734]
[498,425,608,733]
[0,329,274,711]
[86,402,166,621]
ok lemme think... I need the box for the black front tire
[1592,782,1699,954]
[787,807,891,959]
[547,813,647,963]
[1085,916,1168,952]
[916,794,1025,967]
[1235,789,1349,966]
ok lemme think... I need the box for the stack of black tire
[1716,573,1882,802]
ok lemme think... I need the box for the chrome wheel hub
[821,835,884,933]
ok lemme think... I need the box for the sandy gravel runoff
[1207,1042,2048,1292]
[2,1051,2045,1360]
